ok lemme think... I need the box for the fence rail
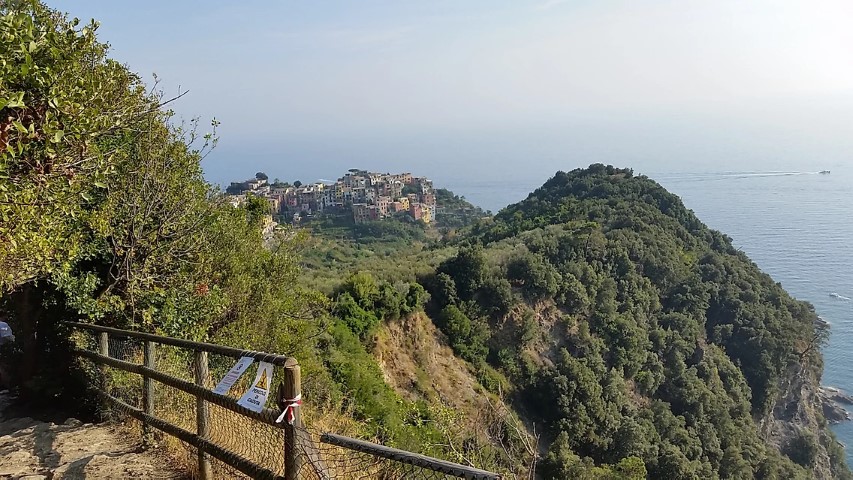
[65,322,501,479]
[67,321,293,366]
[319,433,500,479]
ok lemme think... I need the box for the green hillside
[416,164,848,478]
[298,164,850,478]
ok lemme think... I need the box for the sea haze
[451,167,853,462]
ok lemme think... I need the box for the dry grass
[374,313,487,420]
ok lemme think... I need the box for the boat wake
[830,293,852,301]
[655,171,824,184]
[727,172,815,180]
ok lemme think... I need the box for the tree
[0,2,327,393]
[404,282,429,312]
[479,276,515,315]
[1,2,165,290]
[540,432,588,480]
[0,2,207,385]
[245,194,272,221]
[334,292,379,340]
[784,431,819,468]
[506,252,561,300]
[427,272,458,307]
[437,305,488,363]
[437,244,486,301]
[375,282,403,320]
[254,171,268,180]
[341,271,380,310]
[50,113,219,334]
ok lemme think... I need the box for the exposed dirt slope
[374,313,489,419]
[0,392,183,480]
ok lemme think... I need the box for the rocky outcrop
[819,386,853,424]
[760,362,847,479]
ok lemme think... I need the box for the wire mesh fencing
[292,428,500,479]
[66,322,501,479]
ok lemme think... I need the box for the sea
[444,168,853,462]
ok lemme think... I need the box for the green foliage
[342,271,380,309]
[429,164,839,478]
[404,282,429,313]
[436,305,489,364]
[348,219,428,243]
[827,431,853,480]
[0,1,161,289]
[1,2,325,398]
[427,272,459,308]
[245,194,273,219]
[299,216,447,294]
[432,188,489,229]
[315,319,467,455]
[321,320,403,431]
[784,430,819,468]
[479,276,515,315]
[506,251,561,300]
[333,271,427,337]
[333,292,380,340]
[541,432,646,480]
[437,244,487,301]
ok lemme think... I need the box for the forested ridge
[418,164,849,478]
[1,2,849,478]
[300,164,851,478]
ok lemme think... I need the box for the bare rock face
[760,363,842,479]
[821,400,851,424]
[822,386,853,405]
[819,386,853,424]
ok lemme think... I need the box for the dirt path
[0,391,183,479]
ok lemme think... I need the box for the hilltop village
[226,170,438,225]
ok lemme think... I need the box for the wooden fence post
[282,357,302,480]
[98,331,109,356]
[98,331,109,379]
[97,331,109,421]
[142,340,156,444]
[194,350,213,480]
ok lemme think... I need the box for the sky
[50,0,853,199]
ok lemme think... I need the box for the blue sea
[445,168,853,462]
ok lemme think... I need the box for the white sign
[237,361,275,412]
[213,356,254,396]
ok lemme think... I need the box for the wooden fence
[65,322,500,480]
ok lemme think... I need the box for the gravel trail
[0,392,183,479]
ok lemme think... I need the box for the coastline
[822,386,853,425]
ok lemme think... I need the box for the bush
[334,292,379,340]
[506,252,561,301]
[437,305,489,364]
[785,431,819,468]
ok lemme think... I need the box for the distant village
[225,169,438,225]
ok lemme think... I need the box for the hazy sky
[51,0,853,197]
